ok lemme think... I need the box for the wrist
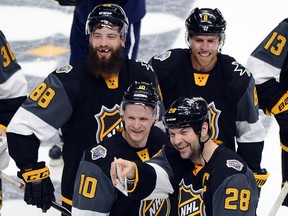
[126,178,135,184]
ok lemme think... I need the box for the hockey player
[72,81,170,215]
[148,7,269,189]
[111,97,259,216]
[0,30,28,209]
[246,18,288,206]
[6,4,161,213]
[56,0,146,64]
[50,0,147,165]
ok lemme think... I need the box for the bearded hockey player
[6,4,161,213]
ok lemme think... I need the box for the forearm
[129,160,173,201]
[237,141,264,171]
[6,132,40,168]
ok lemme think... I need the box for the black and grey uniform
[0,30,27,130]
[246,18,288,206]
[129,144,259,216]
[72,127,171,215]
[149,50,265,171]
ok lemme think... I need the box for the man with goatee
[6,4,162,214]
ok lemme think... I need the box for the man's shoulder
[53,62,88,78]
[211,145,248,174]
[127,59,154,72]
[151,48,189,63]
[83,133,123,163]
[149,48,190,77]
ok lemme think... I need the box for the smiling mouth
[199,52,210,57]
[131,129,143,134]
[98,48,110,53]
[178,143,189,151]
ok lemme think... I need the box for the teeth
[200,53,209,57]
[179,144,189,150]
[98,49,109,53]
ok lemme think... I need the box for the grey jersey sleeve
[212,171,259,216]
[72,160,116,215]
[235,77,265,143]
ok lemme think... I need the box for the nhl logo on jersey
[95,105,123,143]
[139,198,171,216]
[153,51,171,61]
[56,65,73,73]
[178,179,204,215]
[90,145,107,160]
[226,159,244,171]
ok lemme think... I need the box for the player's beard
[86,44,124,78]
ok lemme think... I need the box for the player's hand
[18,161,55,212]
[110,158,136,186]
[0,127,6,136]
[253,168,269,190]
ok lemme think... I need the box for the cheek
[210,42,220,51]
[89,38,97,48]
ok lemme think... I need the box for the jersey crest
[178,179,205,216]
[153,51,171,61]
[208,102,221,140]
[139,198,170,216]
[90,145,107,160]
[95,104,123,143]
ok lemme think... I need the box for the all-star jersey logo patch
[226,159,244,171]
[153,51,171,61]
[56,65,73,73]
[90,145,107,160]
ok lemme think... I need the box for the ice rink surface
[1,0,288,215]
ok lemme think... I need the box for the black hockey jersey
[130,144,259,216]
[0,30,27,129]
[7,59,160,206]
[246,19,288,207]
[72,127,171,215]
[246,18,288,110]
[149,49,265,171]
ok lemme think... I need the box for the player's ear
[200,122,209,137]
[120,36,126,48]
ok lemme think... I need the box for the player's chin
[97,51,111,59]
[130,133,145,142]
